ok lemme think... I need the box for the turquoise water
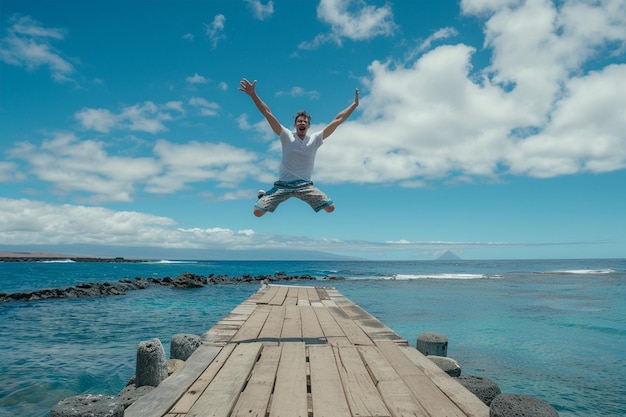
[1,259,625,416]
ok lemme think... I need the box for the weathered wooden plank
[295,286,309,306]
[168,343,236,414]
[313,304,344,338]
[300,306,325,344]
[309,345,352,417]
[375,341,468,417]
[231,345,282,417]
[307,287,320,302]
[358,346,429,417]
[124,345,223,417]
[256,285,279,304]
[280,305,302,341]
[398,345,490,417]
[334,345,391,417]
[341,304,408,345]
[328,306,374,346]
[230,305,271,343]
[257,305,285,344]
[186,342,263,417]
[269,342,308,417]
[268,286,289,306]
[283,286,299,306]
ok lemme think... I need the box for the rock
[489,393,559,416]
[50,394,123,417]
[428,355,461,377]
[455,375,501,405]
[117,385,154,409]
[171,272,208,288]
[171,333,201,360]
[135,338,168,387]
[416,332,448,356]
[167,359,185,375]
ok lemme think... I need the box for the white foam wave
[546,269,615,275]
[143,260,199,264]
[386,273,492,280]
[40,259,76,263]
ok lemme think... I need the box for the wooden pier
[125,284,489,417]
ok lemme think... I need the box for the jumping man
[239,78,359,217]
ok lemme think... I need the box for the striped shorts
[255,180,333,213]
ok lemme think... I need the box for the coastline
[0,251,146,263]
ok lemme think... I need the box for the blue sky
[1,0,625,260]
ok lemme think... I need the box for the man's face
[295,116,310,137]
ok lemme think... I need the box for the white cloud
[300,0,396,49]
[312,0,626,184]
[0,14,76,82]
[186,73,208,84]
[205,14,226,48]
[189,97,220,117]
[8,133,161,203]
[244,0,274,20]
[275,86,320,100]
[75,101,179,133]
[0,197,581,255]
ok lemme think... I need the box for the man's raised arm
[322,88,359,139]
[239,78,282,135]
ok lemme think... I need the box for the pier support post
[135,338,167,387]
[170,333,201,360]
[416,332,448,356]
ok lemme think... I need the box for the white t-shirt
[278,125,324,182]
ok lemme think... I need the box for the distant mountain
[436,250,462,261]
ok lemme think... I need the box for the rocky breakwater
[0,271,332,303]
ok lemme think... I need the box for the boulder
[117,385,154,409]
[171,272,208,288]
[50,394,123,417]
[490,393,559,416]
[455,375,501,405]
[428,355,461,377]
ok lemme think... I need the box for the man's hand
[239,78,257,96]
[354,88,359,106]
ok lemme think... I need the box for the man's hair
[293,110,311,124]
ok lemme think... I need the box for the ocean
[1,259,624,417]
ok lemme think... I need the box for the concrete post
[170,333,201,360]
[135,338,167,387]
[416,332,448,356]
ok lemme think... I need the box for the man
[239,78,359,217]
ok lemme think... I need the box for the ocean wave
[142,260,199,264]
[541,269,615,275]
[383,273,496,280]
[39,259,76,263]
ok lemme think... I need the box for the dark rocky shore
[0,271,345,303]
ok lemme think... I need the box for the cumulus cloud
[244,0,274,20]
[275,86,320,100]
[299,0,396,49]
[0,197,582,256]
[205,14,226,48]
[75,101,183,133]
[6,131,266,204]
[313,0,626,184]
[186,73,208,84]
[0,14,76,82]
